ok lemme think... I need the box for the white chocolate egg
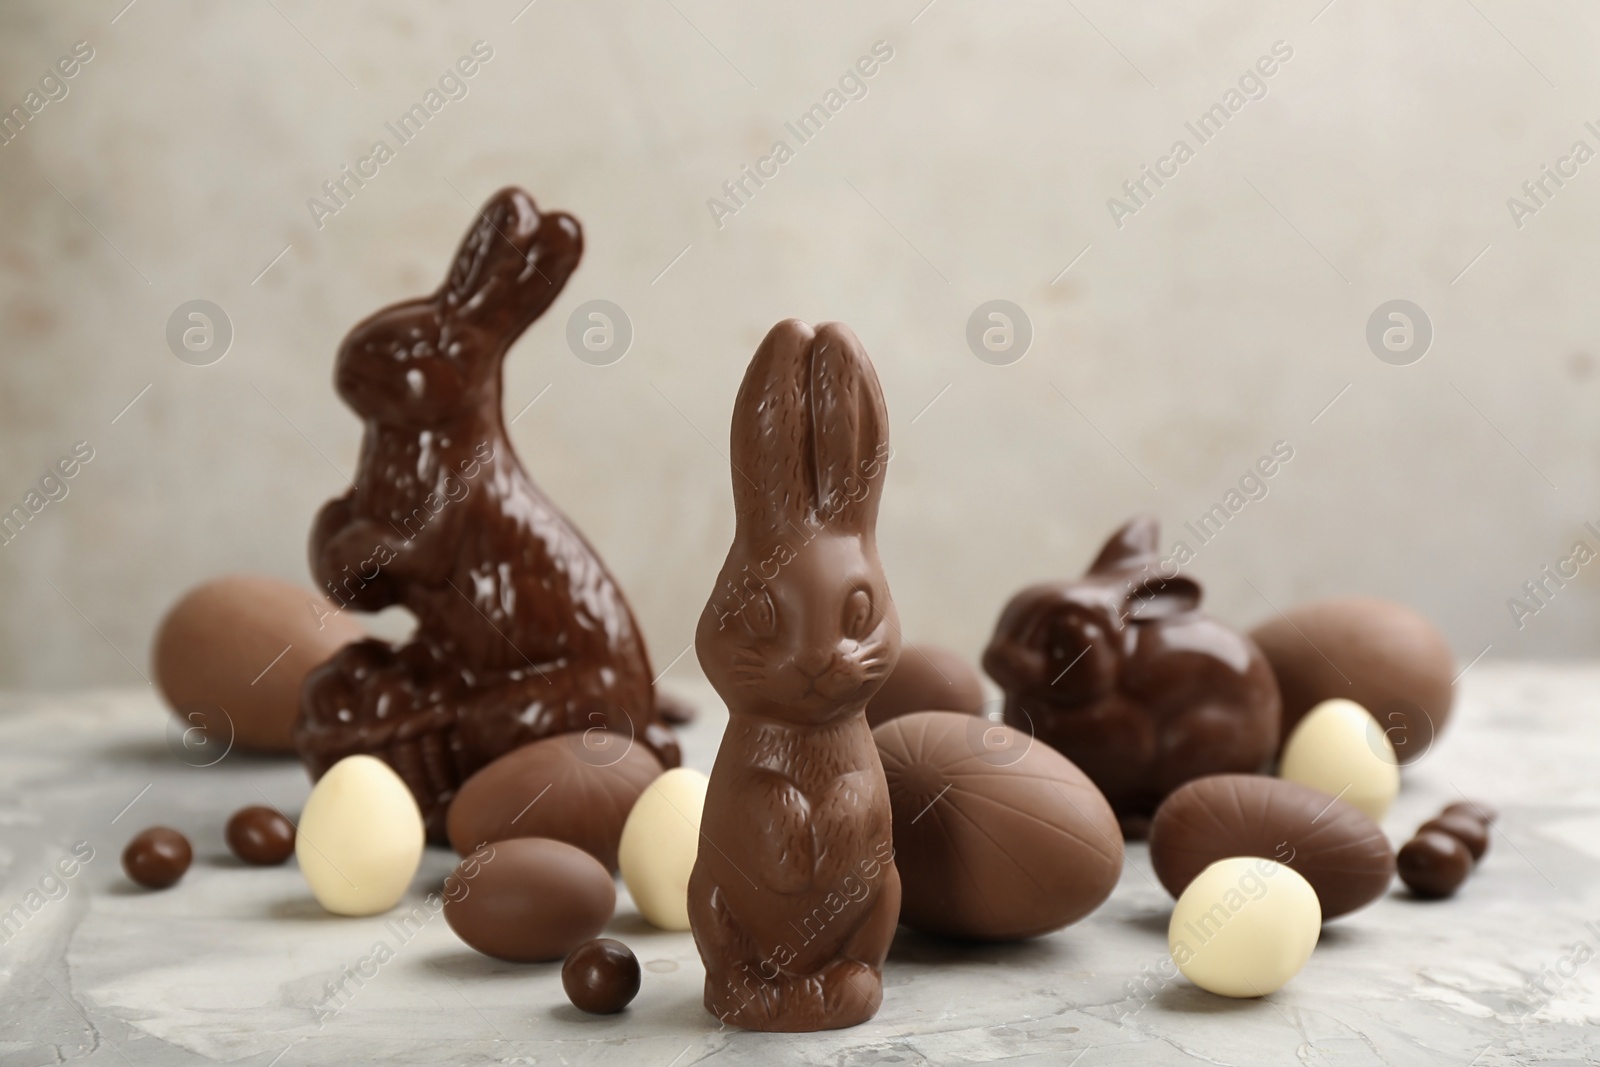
[1169,857,1321,998]
[297,755,424,916]
[617,767,708,930]
[1278,698,1400,821]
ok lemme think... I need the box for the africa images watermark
[306,41,495,230]
[713,839,896,1026]
[312,844,496,1026]
[309,440,495,630]
[1504,520,1600,631]
[0,40,95,149]
[709,441,893,630]
[706,41,896,230]
[0,842,95,945]
[1106,40,1295,229]
[1505,120,1600,230]
[1,441,96,548]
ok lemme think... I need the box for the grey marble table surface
[1,665,1599,1066]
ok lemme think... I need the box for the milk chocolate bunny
[982,517,1279,837]
[689,320,902,1032]
[296,187,678,839]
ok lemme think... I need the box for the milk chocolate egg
[446,732,662,870]
[154,575,364,752]
[874,710,1123,940]
[865,644,986,728]
[1149,774,1395,919]
[298,754,424,916]
[1278,699,1399,821]
[617,768,707,931]
[1169,857,1320,998]
[1249,597,1453,764]
[443,838,615,962]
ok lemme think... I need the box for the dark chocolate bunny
[295,187,678,839]
[982,517,1279,838]
[689,320,901,1032]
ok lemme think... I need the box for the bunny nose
[793,649,833,677]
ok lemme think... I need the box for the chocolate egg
[1278,698,1400,821]
[446,732,662,871]
[617,768,708,931]
[298,754,424,916]
[874,710,1123,940]
[865,644,986,728]
[1249,597,1453,764]
[1149,774,1395,920]
[154,575,365,752]
[1169,857,1321,998]
[443,838,615,962]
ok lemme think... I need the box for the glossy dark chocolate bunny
[296,187,678,839]
[982,517,1279,838]
[689,320,902,1032]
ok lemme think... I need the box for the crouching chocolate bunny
[689,320,902,1032]
[982,517,1280,838]
[296,187,679,839]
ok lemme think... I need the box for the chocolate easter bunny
[296,187,678,839]
[982,517,1279,837]
[689,320,902,1032]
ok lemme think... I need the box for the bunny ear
[729,320,890,540]
[439,186,582,341]
[1087,516,1160,575]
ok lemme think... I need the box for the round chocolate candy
[562,938,641,1014]
[123,827,193,889]
[1398,830,1472,899]
[226,805,296,865]
[1441,799,1497,825]
[1150,774,1395,920]
[443,838,615,962]
[1419,812,1488,862]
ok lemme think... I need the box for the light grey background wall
[2,0,1597,691]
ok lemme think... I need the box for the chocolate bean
[1149,774,1395,920]
[1419,812,1488,862]
[1398,830,1472,899]
[123,827,192,889]
[225,805,296,866]
[562,938,641,1014]
[1441,799,1497,825]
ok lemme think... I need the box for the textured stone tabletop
[2,666,1598,1066]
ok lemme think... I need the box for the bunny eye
[842,588,874,640]
[744,589,776,637]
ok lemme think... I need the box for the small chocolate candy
[1419,812,1489,862]
[1150,774,1395,920]
[865,643,986,728]
[1398,830,1472,899]
[443,838,615,962]
[1441,799,1497,825]
[226,805,296,866]
[562,938,641,1014]
[123,827,192,889]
